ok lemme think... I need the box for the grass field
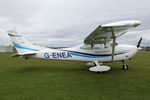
[0,52,150,100]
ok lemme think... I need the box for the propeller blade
[137,37,142,48]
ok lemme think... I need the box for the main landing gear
[89,61,110,73]
[122,60,128,70]
[89,60,128,73]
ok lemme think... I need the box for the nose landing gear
[122,60,128,70]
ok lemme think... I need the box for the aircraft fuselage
[27,44,138,62]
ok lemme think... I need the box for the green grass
[0,52,150,100]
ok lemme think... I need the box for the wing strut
[111,27,116,61]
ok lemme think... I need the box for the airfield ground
[0,52,150,100]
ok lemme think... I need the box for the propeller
[137,37,142,48]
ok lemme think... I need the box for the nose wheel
[122,60,128,70]
[122,64,128,70]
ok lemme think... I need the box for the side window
[94,44,104,49]
[94,43,111,50]
[104,43,110,48]
[110,42,118,47]
[80,45,92,50]
[80,43,111,50]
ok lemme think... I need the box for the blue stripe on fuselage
[13,43,39,51]
[69,52,110,58]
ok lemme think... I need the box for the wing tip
[102,20,141,27]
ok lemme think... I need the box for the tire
[122,64,128,70]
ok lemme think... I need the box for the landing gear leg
[122,60,128,70]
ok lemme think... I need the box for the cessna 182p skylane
[7,20,142,72]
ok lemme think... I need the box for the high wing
[84,20,141,44]
[84,20,141,60]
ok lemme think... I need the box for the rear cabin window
[80,45,92,50]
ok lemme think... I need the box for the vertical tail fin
[7,29,43,54]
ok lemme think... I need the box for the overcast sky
[0,0,150,47]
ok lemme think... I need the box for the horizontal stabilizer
[11,52,36,57]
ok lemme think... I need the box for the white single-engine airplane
[7,20,142,72]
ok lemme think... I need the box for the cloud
[0,0,150,47]
[117,29,150,46]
